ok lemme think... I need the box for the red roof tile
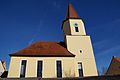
[66,3,79,19]
[113,57,120,62]
[10,42,75,57]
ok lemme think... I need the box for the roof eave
[9,54,75,57]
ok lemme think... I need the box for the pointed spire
[66,3,79,19]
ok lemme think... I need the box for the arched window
[74,23,79,32]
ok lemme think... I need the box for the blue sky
[0,0,120,74]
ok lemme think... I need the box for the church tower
[62,3,98,76]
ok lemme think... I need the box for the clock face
[74,23,78,27]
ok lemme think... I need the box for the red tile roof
[113,57,120,62]
[66,3,79,19]
[10,42,75,57]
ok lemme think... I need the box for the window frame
[20,60,27,78]
[74,23,79,32]
[75,27,79,32]
[37,60,43,78]
[78,62,83,77]
[56,60,62,78]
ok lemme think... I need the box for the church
[8,3,98,78]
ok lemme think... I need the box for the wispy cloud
[28,39,34,45]
[93,37,120,58]
[91,18,120,73]
[93,40,108,49]
[96,45,120,57]
[52,1,61,8]
[92,18,120,57]
[27,20,44,45]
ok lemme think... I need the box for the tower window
[78,62,83,77]
[75,27,79,32]
[37,61,43,77]
[56,61,62,78]
[74,23,79,32]
[20,60,27,78]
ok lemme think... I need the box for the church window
[78,62,83,77]
[75,27,79,32]
[20,60,27,78]
[37,61,43,77]
[74,23,79,32]
[56,61,62,78]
